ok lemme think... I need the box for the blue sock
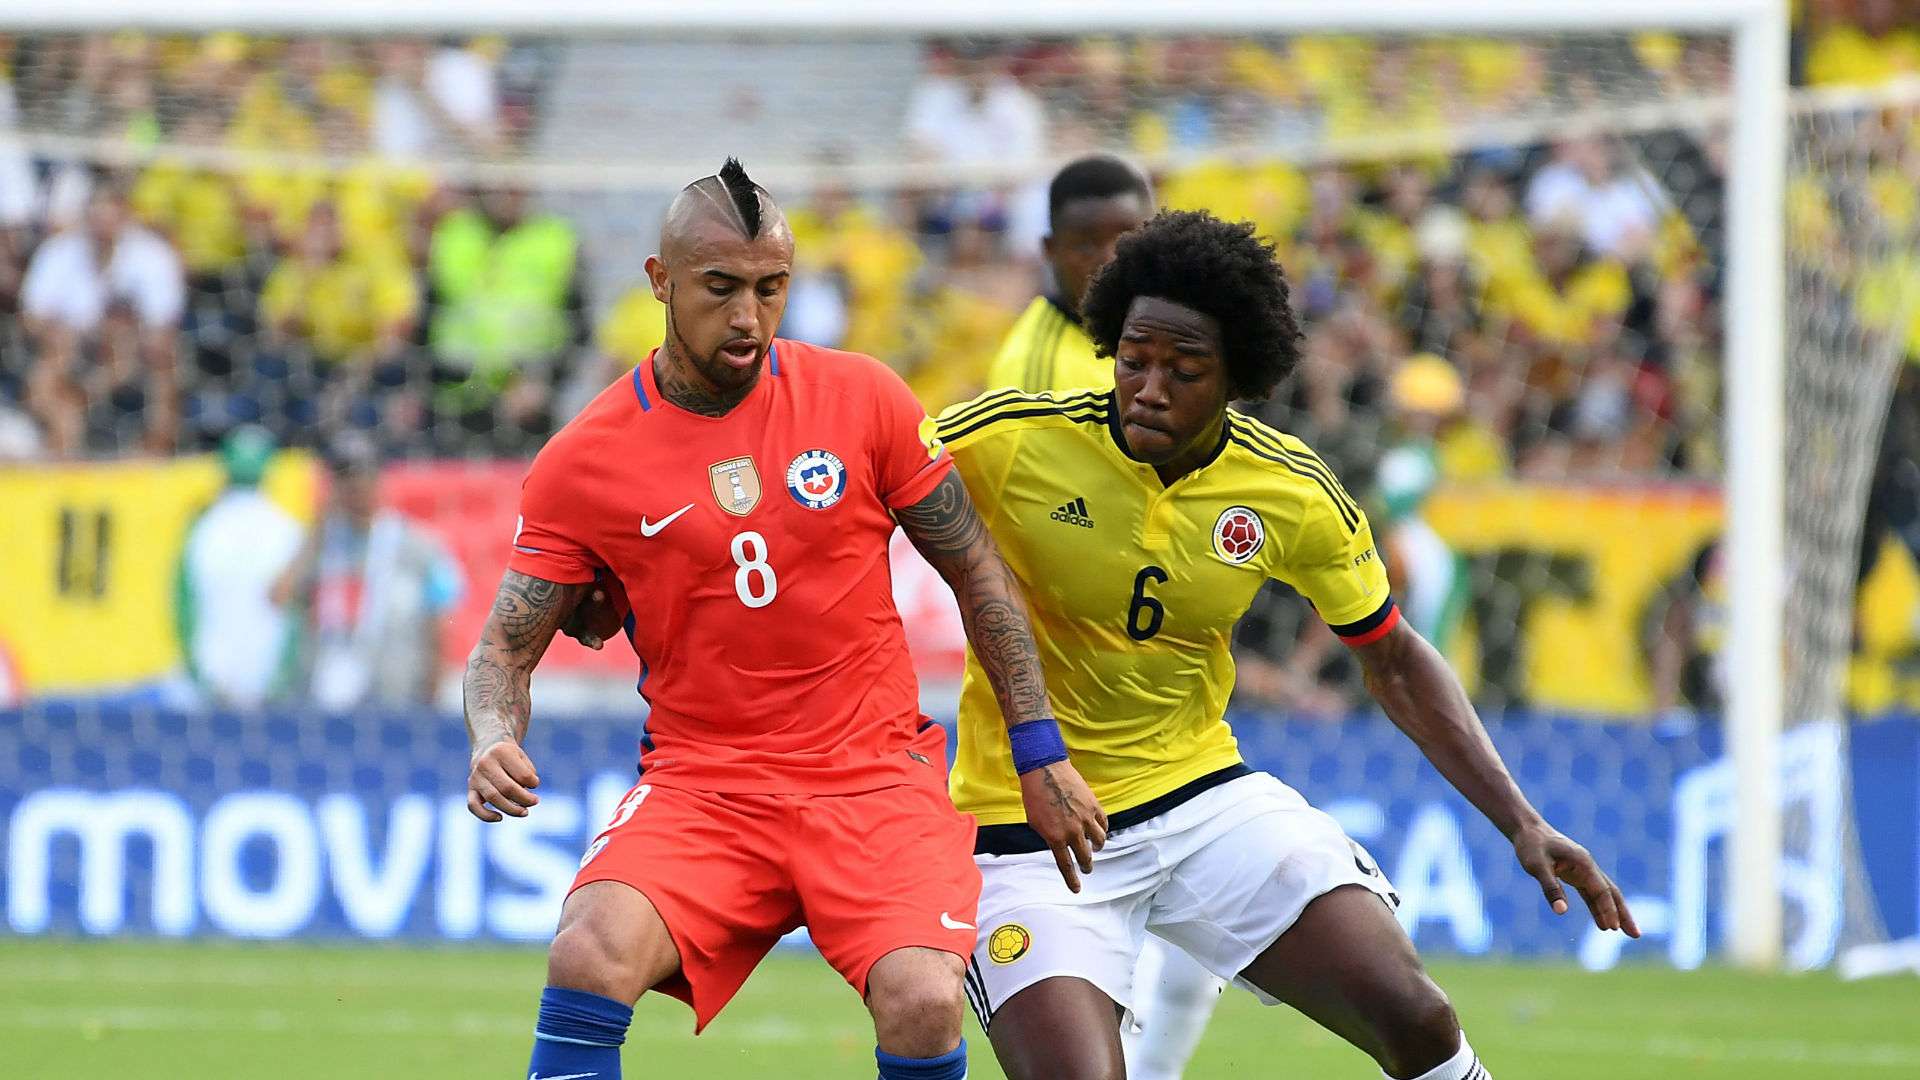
[876,1040,968,1080]
[528,986,631,1079]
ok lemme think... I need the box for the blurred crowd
[0,6,1915,712]
[0,32,573,460]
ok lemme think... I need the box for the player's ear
[644,255,670,304]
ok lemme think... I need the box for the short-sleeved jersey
[508,340,953,796]
[939,389,1398,827]
[983,296,1112,395]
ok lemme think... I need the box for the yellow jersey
[259,254,420,364]
[938,389,1396,837]
[983,296,1112,394]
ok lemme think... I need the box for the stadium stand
[0,2,1914,718]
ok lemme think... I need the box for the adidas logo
[1050,497,1095,528]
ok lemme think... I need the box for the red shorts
[570,771,980,1032]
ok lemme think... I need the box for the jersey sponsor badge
[1212,505,1266,564]
[986,923,1031,964]
[785,448,848,510]
[710,456,762,516]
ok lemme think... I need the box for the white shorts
[964,771,1397,1030]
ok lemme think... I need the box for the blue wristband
[1008,719,1069,774]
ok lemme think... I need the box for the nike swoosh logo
[640,503,695,537]
[940,912,976,931]
[530,1073,598,1080]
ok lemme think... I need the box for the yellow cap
[1392,353,1464,415]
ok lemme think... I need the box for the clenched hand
[467,736,542,822]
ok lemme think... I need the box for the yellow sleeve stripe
[936,392,1110,444]
[1226,417,1363,533]
[1229,414,1363,517]
[938,387,1108,430]
[940,386,1031,429]
[937,390,1109,439]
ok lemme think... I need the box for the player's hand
[1511,822,1640,937]
[561,576,626,651]
[467,737,541,822]
[1020,761,1108,894]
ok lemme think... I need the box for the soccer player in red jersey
[463,160,1107,1080]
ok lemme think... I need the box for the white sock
[1123,938,1226,1080]
[1390,1034,1486,1080]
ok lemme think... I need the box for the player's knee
[547,915,668,1004]
[548,921,629,1000]
[866,950,966,1056]
[1376,981,1461,1079]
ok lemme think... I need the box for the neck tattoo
[656,346,754,418]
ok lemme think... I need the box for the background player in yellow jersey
[938,210,1638,1080]
[985,155,1153,395]
[985,153,1229,1079]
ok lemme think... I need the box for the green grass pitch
[5,938,1918,1078]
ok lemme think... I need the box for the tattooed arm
[896,470,1108,891]
[462,569,588,822]
[895,470,1051,726]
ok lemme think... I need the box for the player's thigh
[1238,884,1457,1069]
[569,781,802,1024]
[790,777,982,996]
[989,976,1127,1080]
[968,842,1157,1072]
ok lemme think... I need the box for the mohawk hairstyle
[717,157,762,239]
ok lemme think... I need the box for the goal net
[0,7,1911,969]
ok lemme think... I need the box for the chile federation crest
[786,448,848,510]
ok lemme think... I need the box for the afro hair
[1081,209,1302,400]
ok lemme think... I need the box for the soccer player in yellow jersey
[985,156,1154,395]
[939,211,1638,1080]
[986,154,1228,1079]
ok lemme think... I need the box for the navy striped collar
[632,342,783,412]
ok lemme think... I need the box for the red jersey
[507,340,953,795]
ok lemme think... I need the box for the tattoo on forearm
[897,472,1051,725]
[463,570,586,749]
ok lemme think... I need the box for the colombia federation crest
[786,448,848,510]
[1212,505,1266,564]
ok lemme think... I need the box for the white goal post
[14,0,1795,969]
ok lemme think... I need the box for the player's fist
[562,572,629,651]
[1511,822,1640,938]
[1020,761,1108,894]
[468,737,541,822]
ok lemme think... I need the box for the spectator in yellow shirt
[786,184,923,363]
[898,220,1022,409]
[1461,168,1535,290]
[1481,216,1631,350]
[1804,0,1920,86]
[1159,157,1309,248]
[131,107,246,279]
[260,202,420,368]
